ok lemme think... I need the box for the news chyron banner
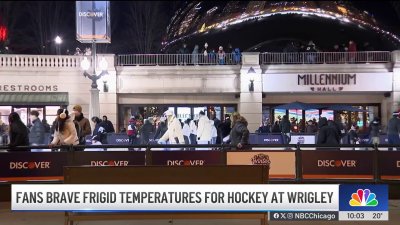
[11,184,388,221]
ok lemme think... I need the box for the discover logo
[317,160,357,168]
[10,162,50,170]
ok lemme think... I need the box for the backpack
[127,124,137,137]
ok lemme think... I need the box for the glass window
[321,110,334,121]
[14,107,28,125]
[289,109,302,122]
[0,106,12,125]
[193,107,207,120]
[176,107,191,121]
[366,106,378,127]
[210,106,222,120]
[223,106,235,118]
[262,106,271,122]
[305,109,319,122]
[168,107,175,116]
[274,109,286,122]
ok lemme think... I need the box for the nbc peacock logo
[349,189,378,207]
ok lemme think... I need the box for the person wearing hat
[72,105,91,145]
[158,110,185,146]
[305,119,317,134]
[387,111,400,150]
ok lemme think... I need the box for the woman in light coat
[158,110,185,145]
[197,111,212,143]
[49,109,79,148]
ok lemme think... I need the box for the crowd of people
[282,40,375,63]
[125,110,249,150]
[175,43,242,65]
[1,105,251,151]
[256,112,400,150]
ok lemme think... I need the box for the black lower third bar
[269,211,339,221]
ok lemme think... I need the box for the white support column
[239,52,262,132]
[391,51,400,121]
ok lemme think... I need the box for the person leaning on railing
[48,109,79,150]
[227,112,249,150]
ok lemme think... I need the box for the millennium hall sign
[297,73,356,92]
[262,73,392,93]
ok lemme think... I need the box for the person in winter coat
[305,120,318,134]
[305,41,317,64]
[72,105,91,145]
[229,112,249,149]
[28,110,45,146]
[127,117,137,145]
[8,112,29,151]
[201,42,209,63]
[182,119,191,150]
[49,109,79,147]
[369,117,381,145]
[348,40,357,63]
[197,111,212,144]
[210,120,218,145]
[280,115,291,144]
[233,48,241,64]
[257,120,271,134]
[102,115,115,133]
[189,119,197,150]
[154,118,168,140]
[271,121,281,133]
[217,46,225,65]
[91,116,106,144]
[387,112,400,150]
[140,118,154,145]
[42,119,51,133]
[347,124,359,145]
[177,43,190,65]
[192,45,199,65]
[158,110,185,145]
[219,116,231,140]
[317,117,340,148]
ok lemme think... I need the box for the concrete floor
[1,201,399,225]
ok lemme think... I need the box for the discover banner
[73,151,146,166]
[227,151,296,179]
[379,151,400,180]
[0,152,68,182]
[302,151,374,179]
[151,151,224,166]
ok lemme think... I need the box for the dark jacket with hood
[29,118,45,145]
[154,122,168,140]
[140,119,154,144]
[229,116,250,147]
[9,113,29,151]
[317,118,340,145]
[369,119,381,137]
[279,117,291,133]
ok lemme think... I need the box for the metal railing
[260,51,392,64]
[1,143,400,184]
[117,53,242,66]
[0,55,84,68]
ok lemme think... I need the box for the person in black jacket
[154,120,168,140]
[28,110,45,146]
[8,112,29,151]
[280,115,291,144]
[91,116,107,144]
[140,118,155,145]
[102,115,115,133]
[229,112,249,149]
[317,117,340,150]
